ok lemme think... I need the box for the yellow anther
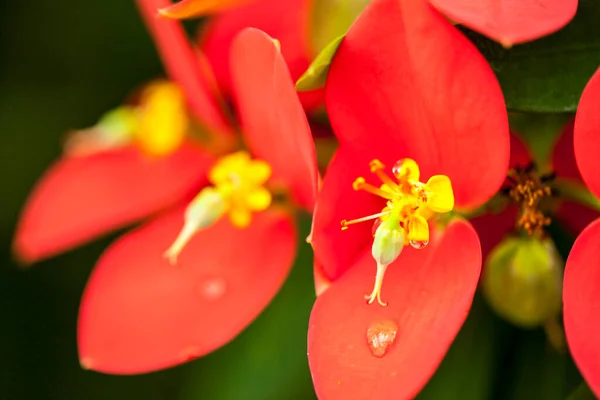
[369,159,399,190]
[341,158,454,306]
[136,81,188,157]
[164,151,273,264]
[353,177,366,191]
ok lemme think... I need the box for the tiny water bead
[196,276,227,301]
[341,158,454,306]
[366,319,398,358]
[164,151,273,264]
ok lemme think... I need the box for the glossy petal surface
[136,0,231,135]
[308,218,481,400]
[430,0,577,46]
[198,0,322,110]
[14,144,212,263]
[564,218,600,397]
[159,0,257,19]
[326,0,509,211]
[230,28,318,210]
[574,69,600,198]
[78,207,296,374]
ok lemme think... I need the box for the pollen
[342,158,454,306]
[135,81,189,157]
[164,151,272,264]
[504,163,554,237]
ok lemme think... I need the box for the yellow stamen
[353,177,395,200]
[135,81,188,157]
[369,159,399,190]
[341,210,392,230]
[341,158,454,306]
[164,151,273,264]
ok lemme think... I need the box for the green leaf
[494,328,582,400]
[296,35,344,92]
[567,381,596,400]
[309,0,370,54]
[465,0,600,112]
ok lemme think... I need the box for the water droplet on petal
[196,276,226,301]
[392,160,404,177]
[409,239,428,249]
[366,319,398,358]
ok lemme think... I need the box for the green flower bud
[482,236,563,328]
[372,214,404,267]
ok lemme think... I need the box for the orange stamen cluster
[505,164,554,237]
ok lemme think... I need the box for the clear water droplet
[371,219,382,237]
[366,319,398,357]
[392,159,405,177]
[410,239,428,249]
[196,276,226,301]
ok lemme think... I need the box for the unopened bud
[372,216,404,267]
[482,236,563,328]
[164,187,227,264]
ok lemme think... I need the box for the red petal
[564,218,600,397]
[430,0,578,46]
[325,0,509,210]
[556,201,600,236]
[470,206,517,261]
[308,218,481,400]
[14,144,212,263]
[78,207,296,374]
[158,0,257,19]
[575,68,600,198]
[230,28,318,210]
[135,0,232,135]
[551,120,581,181]
[198,0,323,111]
[311,146,384,280]
[509,132,533,168]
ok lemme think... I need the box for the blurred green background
[0,1,591,399]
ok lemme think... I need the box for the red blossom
[15,0,317,375]
[308,0,509,398]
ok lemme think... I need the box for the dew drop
[366,319,398,358]
[196,276,226,301]
[392,159,406,177]
[409,239,428,249]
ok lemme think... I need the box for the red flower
[307,0,509,398]
[563,67,600,397]
[429,0,578,47]
[15,0,318,375]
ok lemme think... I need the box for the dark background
[0,1,588,399]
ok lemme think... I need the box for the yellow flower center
[135,81,188,157]
[342,158,454,306]
[164,151,272,264]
